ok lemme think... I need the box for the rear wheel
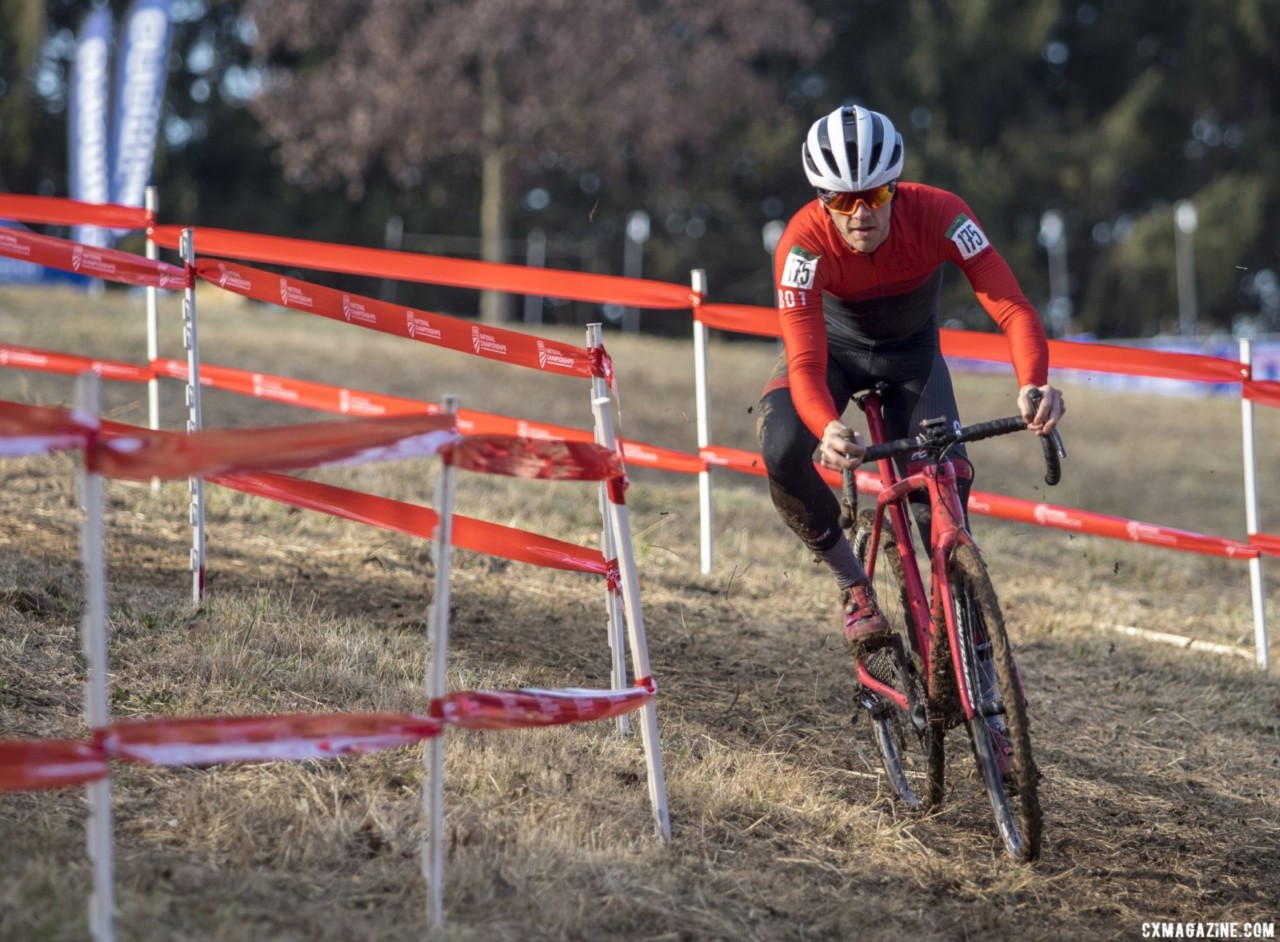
[851,510,942,811]
[946,543,1042,861]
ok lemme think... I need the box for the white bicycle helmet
[802,105,904,191]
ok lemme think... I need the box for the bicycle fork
[934,554,1028,728]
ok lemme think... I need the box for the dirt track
[2,290,1279,939]
[3,459,1278,940]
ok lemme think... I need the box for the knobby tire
[947,543,1043,862]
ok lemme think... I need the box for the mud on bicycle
[838,382,1066,862]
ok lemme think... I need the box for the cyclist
[756,104,1065,652]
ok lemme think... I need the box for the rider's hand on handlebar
[820,420,866,471]
[1019,383,1066,436]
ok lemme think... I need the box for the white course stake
[587,324,630,736]
[180,228,205,605]
[584,330,670,840]
[76,373,116,942]
[1240,338,1270,671]
[423,395,460,930]
[690,270,713,574]
[145,186,161,495]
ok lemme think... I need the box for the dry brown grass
[1,285,1278,940]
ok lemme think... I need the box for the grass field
[1,284,1278,941]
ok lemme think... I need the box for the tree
[0,0,51,193]
[831,0,1279,338]
[9,1,1276,339]
[245,0,829,322]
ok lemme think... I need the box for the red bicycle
[842,383,1064,862]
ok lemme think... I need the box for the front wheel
[947,543,1043,862]
[852,510,942,810]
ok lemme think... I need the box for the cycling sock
[818,535,868,590]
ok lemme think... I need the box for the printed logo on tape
[1125,520,1178,546]
[470,326,509,357]
[277,279,313,308]
[217,265,250,291]
[780,246,818,290]
[405,311,441,341]
[339,294,376,326]
[0,233,30,256]
[945,214,990,260]
[534,339,575,370]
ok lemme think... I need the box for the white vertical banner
[110,0,173,222]
[68,6,113,248]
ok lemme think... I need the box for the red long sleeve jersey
[772,182,1049,439]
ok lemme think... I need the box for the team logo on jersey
[780,246,819,289]
[946,214,990,260]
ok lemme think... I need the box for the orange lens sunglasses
[819,183,896,214]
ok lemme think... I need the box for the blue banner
[109,0,173,217]
[68,6,113,248]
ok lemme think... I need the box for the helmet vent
[802,105,904,191]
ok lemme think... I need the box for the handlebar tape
[859,415,1063,487]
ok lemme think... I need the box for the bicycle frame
[851,390,987,724]
[844,385,1058,858]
